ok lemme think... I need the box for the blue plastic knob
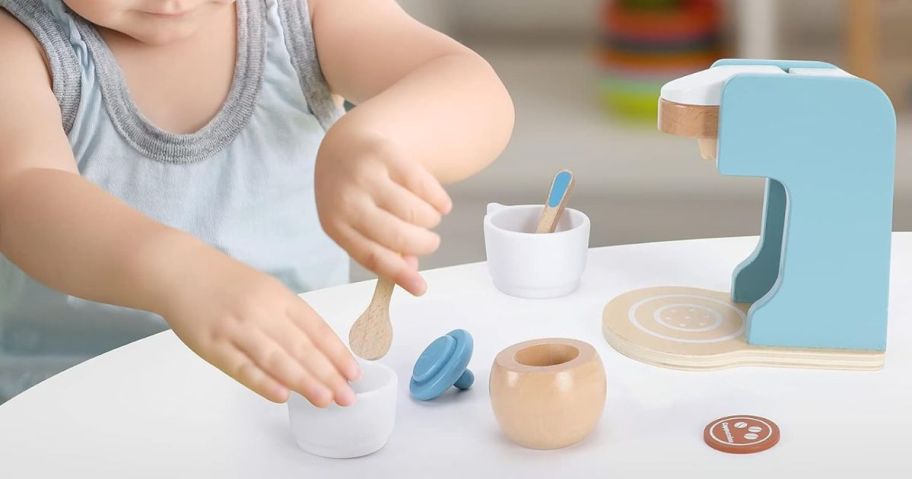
[409,329,474,401]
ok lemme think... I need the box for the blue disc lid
[409,329,473,401]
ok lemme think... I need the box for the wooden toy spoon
[348,277,395,360]
[536,169,575,233]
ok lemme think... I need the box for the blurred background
[356,0,912,280]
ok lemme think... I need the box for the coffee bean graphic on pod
[704,415,780,454]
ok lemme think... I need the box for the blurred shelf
[353,41,912,280]
[455,42,755,198]
[375,1,912,279]
[456,41,912,203]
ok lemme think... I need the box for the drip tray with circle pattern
[602,286,884,371]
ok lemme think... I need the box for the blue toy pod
[410,330,474,401]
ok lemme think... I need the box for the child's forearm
[0,169,362,406]
[311,0,514,185]
[330,52,514,184]
[0,13,205,318]
[0,167,209,316]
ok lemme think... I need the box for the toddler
[0,0,514,405]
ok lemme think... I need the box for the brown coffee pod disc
[704,415,780,454]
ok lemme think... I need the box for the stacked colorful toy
[598,0,725,121]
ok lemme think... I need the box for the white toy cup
[483,203,590,299]
[288,361,397,458]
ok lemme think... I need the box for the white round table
[2,236,910,478]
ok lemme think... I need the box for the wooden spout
[658,98,719,160]
[697,138,718,160]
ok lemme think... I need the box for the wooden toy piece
[697,138,717,160]
[658,99,718,160]
[489,338,606,449]
[658,98,718,138]
[659,64,785,161]
[409,329,474,401]
[348,278,395,360]
[602,286,884,370]
[703,415,780,454]
[658,59,896,354]
[536,169,575,233]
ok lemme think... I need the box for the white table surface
[2,235,911,478]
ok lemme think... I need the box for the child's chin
[128,24,201,46]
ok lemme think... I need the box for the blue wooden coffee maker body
[709,59,896,351]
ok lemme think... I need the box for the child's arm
[0,12,358,406]
[311,0,514,294]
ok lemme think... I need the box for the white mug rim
[290,360,397,407]
[346,361,397,402]
[485,204,590,237]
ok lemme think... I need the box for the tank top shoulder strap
[0,0,82,133]
[275,0,343,131]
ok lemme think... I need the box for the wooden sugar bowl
[489,338,606,449]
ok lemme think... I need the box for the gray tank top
[0,0,349,401]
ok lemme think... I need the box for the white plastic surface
[788,67,854,78]
[659,65,786,105]
[1,235,911,478]
[483,203,590,298]
[287,361,397,458]
[659,64,855,106]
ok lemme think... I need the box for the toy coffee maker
[603,60,896,371]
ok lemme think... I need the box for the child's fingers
[233,330,334,407]
[375,180,442,229]
[389,161,452,215]
[353,206,440,257]
[337,224,426,295]
[260,313,355,407]
[211,345,288,403]
[291,302,361,382]
[294,342,356,407]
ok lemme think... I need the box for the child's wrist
[125,228,214,316]
[320,112,400,160]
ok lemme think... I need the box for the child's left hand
[315,129,452,296]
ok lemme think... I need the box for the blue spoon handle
[536,170,574,233]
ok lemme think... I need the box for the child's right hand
[156,244,361,407]
[315,129,452,296]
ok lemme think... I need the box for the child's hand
[159,248,361,406]
[315,131,452,296]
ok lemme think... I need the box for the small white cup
[288,361,397,458]
[483,203,590,299]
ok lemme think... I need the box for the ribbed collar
[72,0,265,163]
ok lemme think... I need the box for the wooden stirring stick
[536,170,575,233]
[348,277,395,360]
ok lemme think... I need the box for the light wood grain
[658,98,719,139]
[536,170,575,233]
[697,138,718,161]
[489,338,606,449]
[348,278,395,360]
[602,286,885,371]
[658,99,720,160]
[535,207,564,234]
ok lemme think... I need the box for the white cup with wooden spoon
[483,170,590,298]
